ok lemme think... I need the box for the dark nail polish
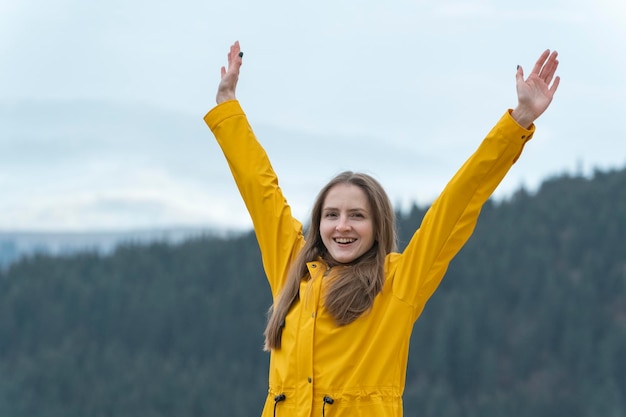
[239,52,244,58]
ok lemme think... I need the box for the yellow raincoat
[205,100,534,417]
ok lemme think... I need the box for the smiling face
[319,183,375,264]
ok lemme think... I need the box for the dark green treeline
[1,168,625,417]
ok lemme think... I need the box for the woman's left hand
[511,49,560,128]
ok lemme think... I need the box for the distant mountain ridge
[0,227,233,268]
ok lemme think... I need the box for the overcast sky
[1,0,625,232]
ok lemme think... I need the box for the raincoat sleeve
[204,100,305,298]
[392,110,534,319]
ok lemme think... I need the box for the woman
[205,41,559,417]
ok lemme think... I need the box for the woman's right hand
[216,41,243,104]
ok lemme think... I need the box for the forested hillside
[1,168,625,417]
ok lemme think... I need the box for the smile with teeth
[335,238,356,244]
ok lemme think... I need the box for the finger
[228,41,243,68]
[229,44,235,63]
[531,49,550,75]
[221,66,226,78]
[543,58,559,86]
[516,64,524,84]
[231,41,241,60]
[549,75,561,95]
[539,51,558,81]
[235,41,243,64]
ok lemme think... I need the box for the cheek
[319,220,332,238]
[362,222,375,243]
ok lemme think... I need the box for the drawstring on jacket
[273,393,286,417]
[322,395,334,417]
[272,393,335,416]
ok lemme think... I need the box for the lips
[334,238,356,244]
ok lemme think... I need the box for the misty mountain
[3,98,592,233]
[0,228,237,269]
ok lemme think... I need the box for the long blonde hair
[264,171,397,350]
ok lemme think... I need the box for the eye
[324,212,338,218]
[350,212,365,218]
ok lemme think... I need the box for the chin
[331,253,360,264]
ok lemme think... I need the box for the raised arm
[205,42,305,297]
[392,50,560,314]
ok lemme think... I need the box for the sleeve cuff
[203,100,245,131]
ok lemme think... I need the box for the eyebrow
[322,207,369,213]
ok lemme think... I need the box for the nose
[336,216,351,232]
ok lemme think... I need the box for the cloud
[2,0,626,232]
